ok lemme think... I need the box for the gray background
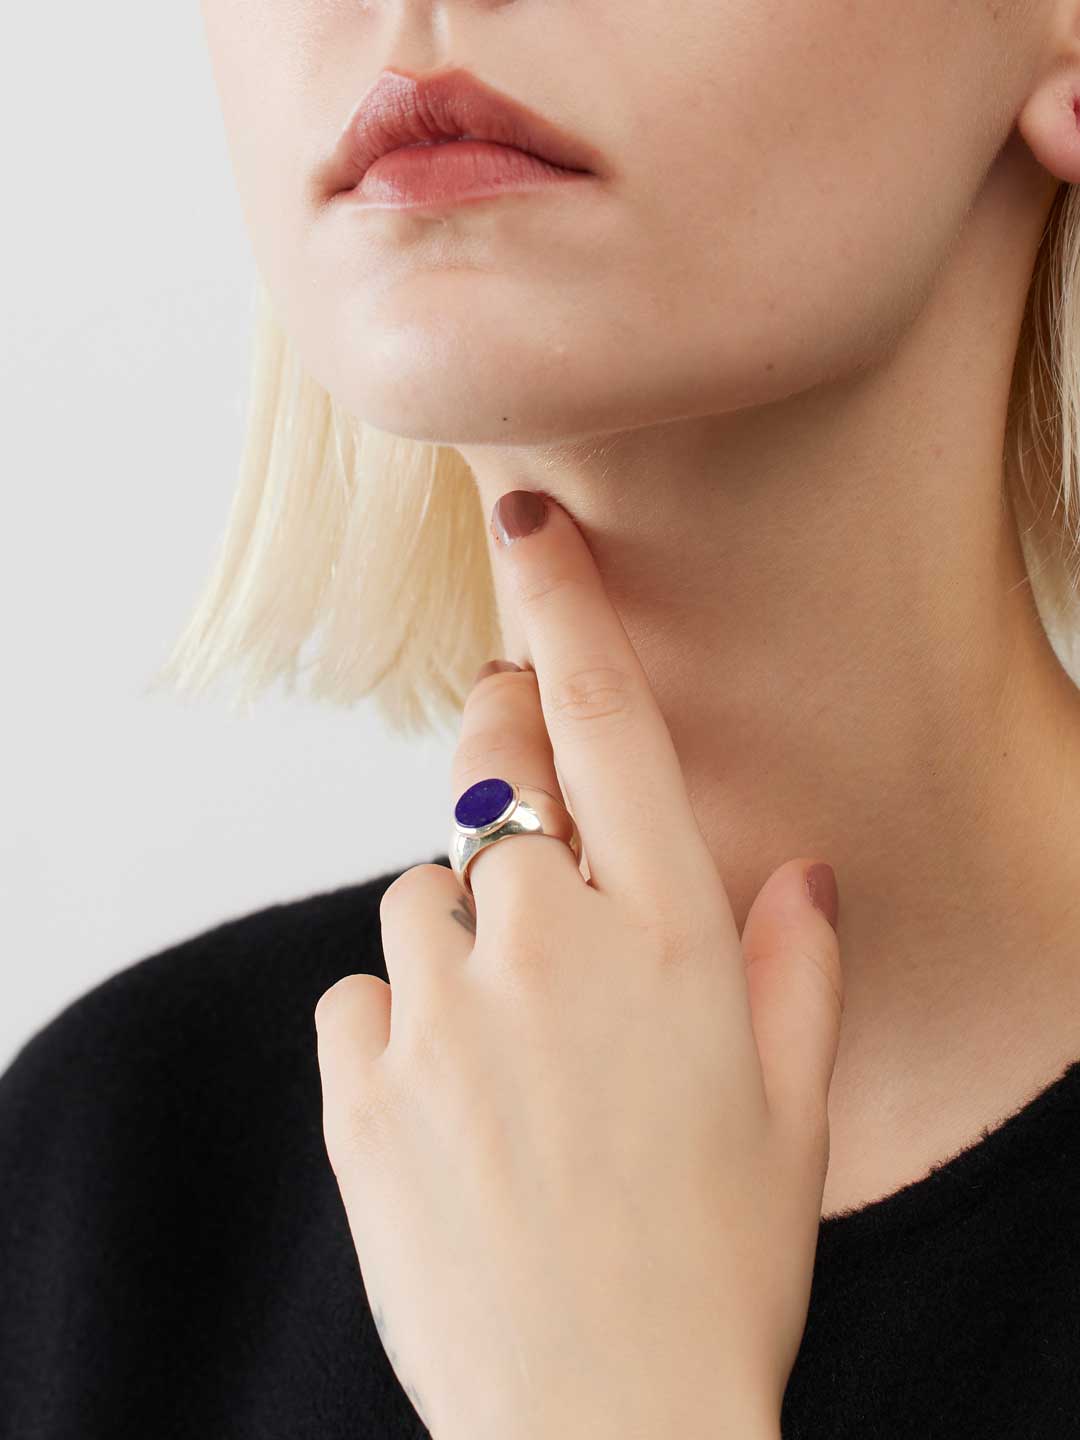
[1,4,458,1073]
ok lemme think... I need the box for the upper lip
[319,67,605,199]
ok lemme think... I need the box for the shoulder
[0,854,451,1431]
[0,852,450,1111]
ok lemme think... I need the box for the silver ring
[449,777,582,896]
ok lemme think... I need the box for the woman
[4,0,1080,1435]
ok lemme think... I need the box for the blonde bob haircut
[152,183,1080,737]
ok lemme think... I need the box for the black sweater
[2,855,1079,1439]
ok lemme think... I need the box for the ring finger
[450,659,588,930]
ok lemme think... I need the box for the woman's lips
[337,136,595,211]
[317,67,609,211]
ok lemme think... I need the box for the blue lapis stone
[455,777,514,831]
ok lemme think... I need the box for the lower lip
[342,139,593,210]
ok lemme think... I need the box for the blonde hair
[151,184,1080,735]
[149,275,502,738]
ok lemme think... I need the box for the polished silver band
[450,778,582,897]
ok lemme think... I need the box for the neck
[454,161,1080,1112]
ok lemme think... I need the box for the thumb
[741,858,843,1138]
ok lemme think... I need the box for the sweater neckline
[815,1051,1080,1246]
[427,852,1080,1246]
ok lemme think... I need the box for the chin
[325,365,622,447]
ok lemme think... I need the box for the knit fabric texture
[2,856,1078,1439]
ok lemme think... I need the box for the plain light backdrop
[1,4,459,1073]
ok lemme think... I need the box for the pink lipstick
[320,67,605,211]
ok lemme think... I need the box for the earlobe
[1017,70,1080,184]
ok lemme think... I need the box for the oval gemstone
[454,777,514,830]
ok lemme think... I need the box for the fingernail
[472,658,523,685]
[491,490,549,546]
[805,862,839,933]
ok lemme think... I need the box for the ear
[1017,22,1080,184]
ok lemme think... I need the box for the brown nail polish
[491,490,549,545]
[805,862,839,933]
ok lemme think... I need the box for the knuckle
[515,566,588,613]
[794,939,845,1017]
[314,973,368,1029]
[644,918,695,969]
[657,925,707,970]
[742,927,843,1009]
[474,921,559,995]
[379,864,440,922]
[490,928,556,981]
[635,900,727,971]
[512,933,560,982]
[454,725,527,777]
[546,662,637,734]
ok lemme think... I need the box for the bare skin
[200,0,1080,1219]
[461,134,1080,1217]
[470,389,1080,1221]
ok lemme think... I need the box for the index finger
[489,488,723,914]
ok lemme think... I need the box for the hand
[314,489,843,1440]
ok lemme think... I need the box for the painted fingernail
[491,490,549,546]
[472,658,523,685]
[805,862,839,933]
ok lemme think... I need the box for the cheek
[206,0,1026,441]
[608,0,1019,397]
[200,0,345,285]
